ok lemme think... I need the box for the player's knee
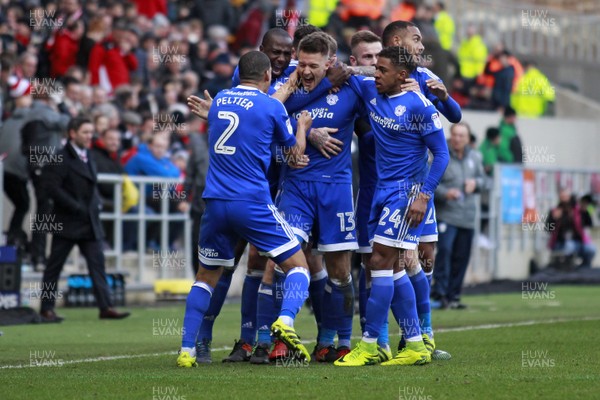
[368,250,394,271]
[247,251,267,272]
[195,266,223,287]
[421,258,434,273]
[278,249,308,272]
[326,264,350,281]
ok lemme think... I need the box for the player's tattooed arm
[308,127,343,159]
[187,90,213,120]
[288,110,312,169]
[347,65,375,77]
[326,63,351,92]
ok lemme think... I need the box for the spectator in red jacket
[133,0,167,19]
[88,20,138,94]
[50,21,84,78]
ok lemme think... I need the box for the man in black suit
[39,117,130,322]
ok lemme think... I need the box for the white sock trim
[287,266,310,281]
[363,337,377,344]
[407,264,422,277]
[311,268,328,281]
[424,271,433,276]
[406,335,422,342]
[393,270,407,281]
[371,270,393,278]
[192,281,213,296]
[330,275,352,286]
[181,347,196,357]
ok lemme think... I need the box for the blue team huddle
[178,20,460,368]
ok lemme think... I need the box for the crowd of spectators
[0,0,560,266]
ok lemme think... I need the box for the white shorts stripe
[258,236,300,259]
[419,234,438,243]
[317,242,359,252]
[291,227,309,243]
[372,235,418,250]
[268,204,296,240]
[199,254,235,267]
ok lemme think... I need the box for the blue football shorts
[277,179,358,252]
[368,184,427,250]
[198,199,301,269]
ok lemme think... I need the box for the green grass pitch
[1,285,600,400]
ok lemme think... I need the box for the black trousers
[30,172,52,262]
[41,235,113,312]
[3,172,30,239]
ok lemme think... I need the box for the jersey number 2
[215,111,239,155]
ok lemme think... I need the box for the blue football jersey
[411,67,441,95]
[348,76,444,187]
[357,127,376,189]
[203,85,297,202]
[232,60,298,95]
[285,84,361,183]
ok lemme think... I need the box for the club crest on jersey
[326,93,339,105]
[431,113,442,129]
[370,98,377,106]
[394,105,406,117]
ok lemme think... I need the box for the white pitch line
[2,316,599,369]
[434,315,600,333]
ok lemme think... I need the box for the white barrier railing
[97,173,193,283]
[490,164,600,278]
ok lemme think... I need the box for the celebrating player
[336,46,449,366]
[274,32,362,362]
[177,51,313,367]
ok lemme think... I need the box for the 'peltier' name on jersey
[216,94,255,110]
[292,108,334,120]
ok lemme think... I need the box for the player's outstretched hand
[407,193,429,227]
[308,127,342,159]
[401,78,421,93]
[187,90,213,120]
[426,79,449,101]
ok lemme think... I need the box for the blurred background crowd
[0,0,567,269]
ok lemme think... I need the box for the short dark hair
[311,32,337,56]
[350,30,381,52]
[239,51,271,82]
[486,127,500,141]
[62,76,80,88]
[261,28,291,47]
[67,116,93,133]
[382,20,416,46]
[298,32,330,57]
[377,46,417,73]
[503,106,516,118]
[293,24,321,50]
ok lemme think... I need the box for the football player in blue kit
[177,51,314,367]
[274,32,363,362]
[186,28,349,364]
[381,21,460,358]
[335,46,449,366]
